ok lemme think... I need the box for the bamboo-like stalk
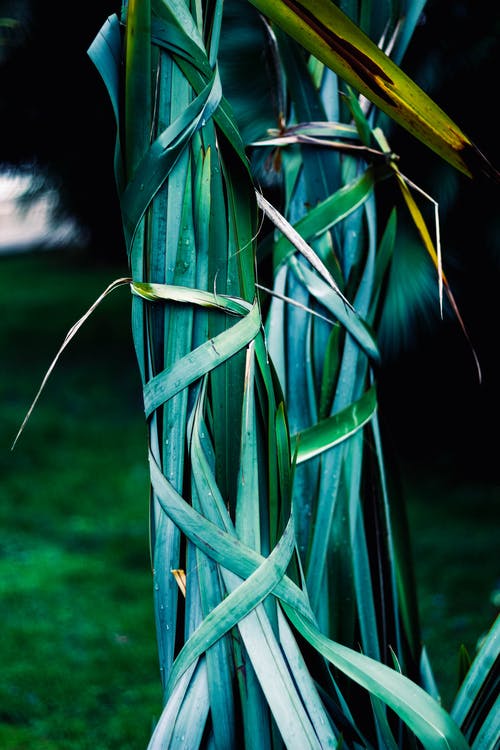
[86,0,496,747]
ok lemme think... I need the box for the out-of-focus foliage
[0,0,124,258]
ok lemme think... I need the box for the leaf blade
[247,0,499,180]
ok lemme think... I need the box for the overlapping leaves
[86,0,498,747]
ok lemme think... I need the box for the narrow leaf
[247,0,499,181]
[291,385,377,463]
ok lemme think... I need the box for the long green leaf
[471,695,500,750]
[150,440,472,748]
[452,615,500,734]
[165,515,296,691]
[285,607,471,750]
[291,384,377,462]
[124,0,151,179]
[247,0,499,180]
[141,299,260,418]
[272,166,376,271]
[289,255,379,362]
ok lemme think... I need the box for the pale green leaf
[291,385,376,463]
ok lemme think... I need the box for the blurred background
[1,1,498,748]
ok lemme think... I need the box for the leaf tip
[461,141,500,184]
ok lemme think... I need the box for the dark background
[376,2,499,478]
[0,0,124,260]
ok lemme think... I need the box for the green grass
[1,249,497,746]
[1,249,160,750]
[401,465,499,710]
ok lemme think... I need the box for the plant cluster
[87,1,499,747]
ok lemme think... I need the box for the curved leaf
[247,0,499,181]
[285,607,471,750]
[165,515,296,691]
[291,385,377,463]
[289,255,379,362]
[452,615,500,742]
[142,299,261,417]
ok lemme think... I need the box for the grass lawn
[399,465,498,708]
[1,250,160,749]
[1,249,498,747]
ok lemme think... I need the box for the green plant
[87,0,498,747]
